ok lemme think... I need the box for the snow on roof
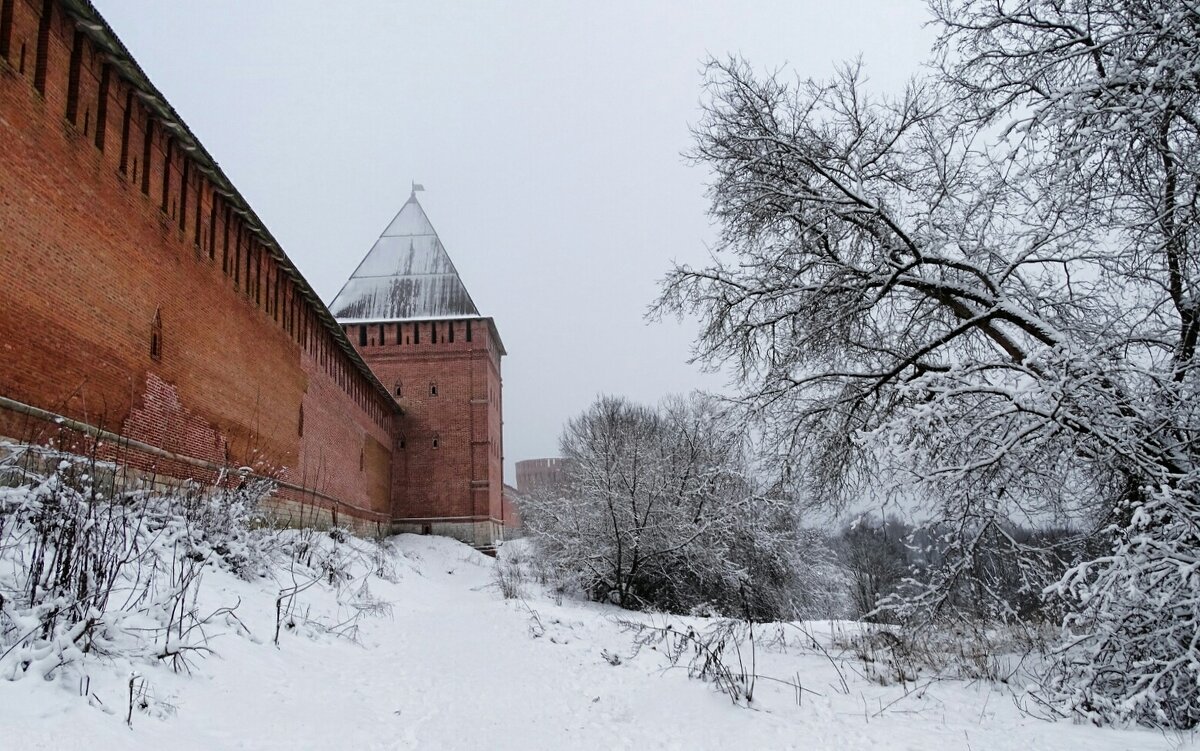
[330,193,481,321]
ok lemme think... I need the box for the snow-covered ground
[3,534,1185,750]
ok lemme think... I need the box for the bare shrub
[272,527,396,646]
[625,618,760,704]
[831,623,1052,688]
[624,617,818,707]
[0,443,272,682]
[493,550,527,600]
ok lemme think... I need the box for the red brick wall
[501,484,522,529]
[345,319,504,527]
[0,0,395,522]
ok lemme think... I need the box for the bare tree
[836,516,910,621]
[524,394,827,619]
[655,0,1200,727]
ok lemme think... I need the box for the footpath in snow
[2,534,1184,750]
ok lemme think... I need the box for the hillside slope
[2,534,1180,750]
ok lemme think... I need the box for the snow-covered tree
[655,0,1200,727]
[523,394,830,619]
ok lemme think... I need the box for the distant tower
[330,189,506,550]
[515,458,567,495]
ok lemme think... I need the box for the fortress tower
[331,191,506,549]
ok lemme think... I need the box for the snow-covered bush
[1042,483,1200,728]
[0,445,273,682]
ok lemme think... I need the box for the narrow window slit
[141,117,153,194]
[149,309,162,361]
[119,90,133,173]
[65,30,82,123]
[0,0,13,61]
[33,0,50,94]
[95,64,110,151]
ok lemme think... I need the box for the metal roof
[330,193,481,321]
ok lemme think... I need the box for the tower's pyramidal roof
[330,192,480,321]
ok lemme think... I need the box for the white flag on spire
[412,182,425,193]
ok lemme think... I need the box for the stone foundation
[391,516,504,550]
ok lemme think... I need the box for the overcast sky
[95,1,933,475]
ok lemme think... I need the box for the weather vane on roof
[411,181,425,199]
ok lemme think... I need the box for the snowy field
[2,532,1184,750]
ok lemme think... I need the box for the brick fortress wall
[343,319,504,547]
[0,0,398,531]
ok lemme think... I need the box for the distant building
[515,458,568,495]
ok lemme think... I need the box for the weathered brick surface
[0,0,396,525]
